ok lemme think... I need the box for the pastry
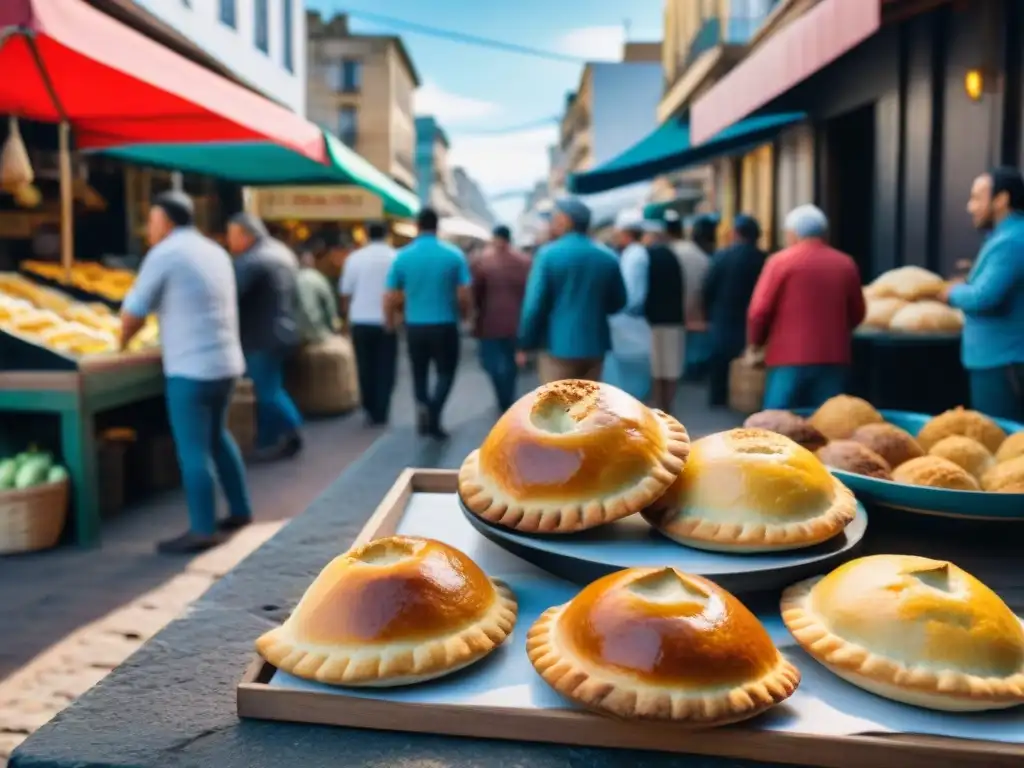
[916,406,1007,453]
[743,409,828,451]
[995,431,1024,463]
[859,297,907,330]
[255,536,517,686]
[849,422,924,469]
[928,436,995,480]
[809,395,884,440]
[527,567,800,724]
[782,555,1024,711]
[981,455,1024,492]
[459,380,690,533]
[888,301,964,333]
[816,440,892,480]
[643,428,856,552]
[891,455,980,490]
[865,266,946,301]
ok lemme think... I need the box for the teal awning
[569,112,806,195]
[97,129,420,218]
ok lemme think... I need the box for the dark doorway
[822,104,876,277]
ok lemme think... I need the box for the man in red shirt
[471,225,531,411]
[746,204,865,409]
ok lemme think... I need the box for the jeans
[406,323,460,429]
[763,364,850,410]
[478,338,518,411]
[165,376,252,536]
[351,324,398,423]
[969,364,1024,422]
[245,350,304,449]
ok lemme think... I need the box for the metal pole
[59,121,74,283]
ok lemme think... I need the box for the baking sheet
[270,492,1024,744]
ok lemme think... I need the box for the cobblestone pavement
[0,340,740,764]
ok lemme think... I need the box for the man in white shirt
[603,208,652,400]
[339,221,398,426]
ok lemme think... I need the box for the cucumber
[14,458,50,489]
[15,450,52,469]
[0,459,16,489]
[46,465,68,484]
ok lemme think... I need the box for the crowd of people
[119,164,1024,554]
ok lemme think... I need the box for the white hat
[614,208,645,232]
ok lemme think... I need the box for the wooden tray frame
[237,469,1024,768]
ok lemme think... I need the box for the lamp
[964,69,984,101]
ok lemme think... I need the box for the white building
[129,0,306,114]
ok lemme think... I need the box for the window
[282,0,294,72]
[329,59,361,93]
[219,0,236,28]
[338,107,358,148]
[254,0,269,54]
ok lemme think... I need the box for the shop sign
[250,186,384,221]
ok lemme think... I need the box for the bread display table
[851,331,967,414]
[0,350,164,547]
[11,408,1023,768]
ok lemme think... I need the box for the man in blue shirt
[384,207,471,439]
[939,167,1024,420]
[517,197,627,384]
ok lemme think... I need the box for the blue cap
[554,197,592,231]
[733,214,761,241]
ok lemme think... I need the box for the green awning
[569,112,807,195]
[97,130,420,218]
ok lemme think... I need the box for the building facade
[129,0,307,114]
[306,12,420,189]
[452,167,497,228]
[414,116,459,217]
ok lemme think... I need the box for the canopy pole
[59,121,74,283]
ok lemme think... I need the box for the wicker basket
[285,335,360,416]
[0,478,70,555]
[728,357,766,414]
[228,378,256,456]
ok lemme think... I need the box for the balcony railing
[682,2,780,69]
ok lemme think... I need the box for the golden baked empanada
[928,435,995,480]
[743,409,828,452]
[782,555,1024,711]
[256,536,517,687]
[865,266,946,301]
[849,422,923,469]
[888,301,964,333]
[528,567,799,725]
[859,297,907,330]
[809,395,884,440]
[816,440,892,480]
[981,455,1024,492]
[459,380,690,533]
[916,406,1007,453]
[891,455,980,490]
[643,428,856,552]
[995,431,1024,463]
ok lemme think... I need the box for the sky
[307,0,664,224]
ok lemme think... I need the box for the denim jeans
[351,324,398,423]
[406,323,460,429]
[763,365,850,410]
[165,376,252,536]
[245,350,304,449]
[478,338,518,411]
[969,364,1024,422]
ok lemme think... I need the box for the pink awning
[690,0,883,144]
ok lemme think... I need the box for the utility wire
[334,8,593,63]
[448,116,560,137]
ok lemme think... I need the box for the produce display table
[10,413,1022,768]
[0,349,164,547]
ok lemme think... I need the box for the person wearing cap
[603,208,652,401]
[937,167,1024,420]
[227,212,304,460]
[690,213,720,258]
[748,204,865,409]
[702,214,767,407]
[340,221,399,426]
[471,224,531,411]
[640,215,686,411]
[121,191,251,554]
[517,197,626,383]
[384,207,472,440]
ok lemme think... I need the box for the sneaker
[281,433,304,459]
[218,516,252,533]
[416,405,430,435]
[157,531,224,555]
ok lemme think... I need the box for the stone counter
[11,411,1022,768]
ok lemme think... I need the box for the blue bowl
[794,409,1024,520]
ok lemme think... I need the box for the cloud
[556,26,625,62]
[414,82,501,123]
[447,125,558,199]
